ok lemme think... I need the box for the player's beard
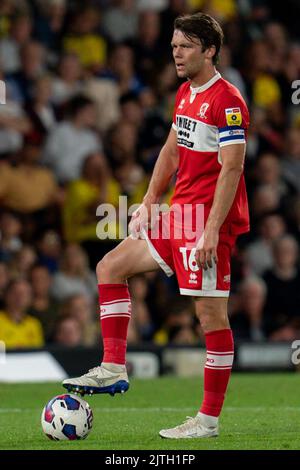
[176,65,193,79]
[180,62,203,80]
[176,70,188,78]
[185,67,201,81]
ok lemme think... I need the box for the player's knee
[96,251,129,283]
[96,252,116,282]
[196,300,229,333]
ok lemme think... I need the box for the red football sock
[98,284,131,365]
[200,329,234,417]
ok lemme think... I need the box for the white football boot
[159,412,219,439]
[62,363,129,396]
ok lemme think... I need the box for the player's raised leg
[159,297,232,438]
[62,236,160,396]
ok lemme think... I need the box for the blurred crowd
[1,0,300,350]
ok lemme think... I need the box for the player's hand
[195,228,219,270]
[128,203,151,240]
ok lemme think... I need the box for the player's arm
[195,143,245,270]
[129,127,179,238]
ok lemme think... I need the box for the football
[41,394,93,441]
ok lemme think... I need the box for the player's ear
[205,45,216,61]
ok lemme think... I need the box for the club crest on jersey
[198,102,209,119]
[225,107,242,126]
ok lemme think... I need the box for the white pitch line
[0,406,299,413]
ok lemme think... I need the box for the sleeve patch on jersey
[225,107,242,126]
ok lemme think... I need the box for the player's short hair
[174,13,224,65]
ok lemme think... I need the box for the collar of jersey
[190,72,221,95]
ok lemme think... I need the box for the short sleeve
[213,89,250,148]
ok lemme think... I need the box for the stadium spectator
[154,297,198,345]
[58,294,98,347]
[37,230,62,274]
[62,152,120,268]
[51,243,97,302]
[230,276,266,342]
[246,106,283,159]
[102,43,144,96]
[264,22,288,68]
[0,279,44,349]
[247,152,296,223]
[29,264,57,341]
[218,44,247,99]
[263,234,300,340]
[276,44,300,115]
[251,185,281,221]
[0,94,31,156]
[108,121,145,199]
[0,139,61,240]
[137,89,170,171]
[0,12,32,74]
[84,76,121,134]
[129,10,162,84]
[282,128,300,194]
[53,315,83,347]
[43,94,102,183]
[154,61,178,123]
[119,91,170,168]
[245,213,286,275]
[33,0,66,54]
[51,53,83,107]
[0,211,22,263]
[63,6,106,71]
[102,0,139,43]
[119,92,144,129]
[7,41,46,103]
[129,275,154,341]
[244,40,281,109]
[0,0,17,38]
[24,74,56,145]
[9,244,37,279]
[254,153,294,203]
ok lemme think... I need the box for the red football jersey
[171,72,250,235]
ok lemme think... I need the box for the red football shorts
[142,211,236,297]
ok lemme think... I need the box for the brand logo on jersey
[176,115,197,148]
[228,129,244,136]
[189,272,198,284]
[178,130,190,139]
[223,274,231,283]
[225,107,242,126]
[197,102,209,119]
[178,99,185,110]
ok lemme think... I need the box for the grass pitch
[0,373,300,450]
